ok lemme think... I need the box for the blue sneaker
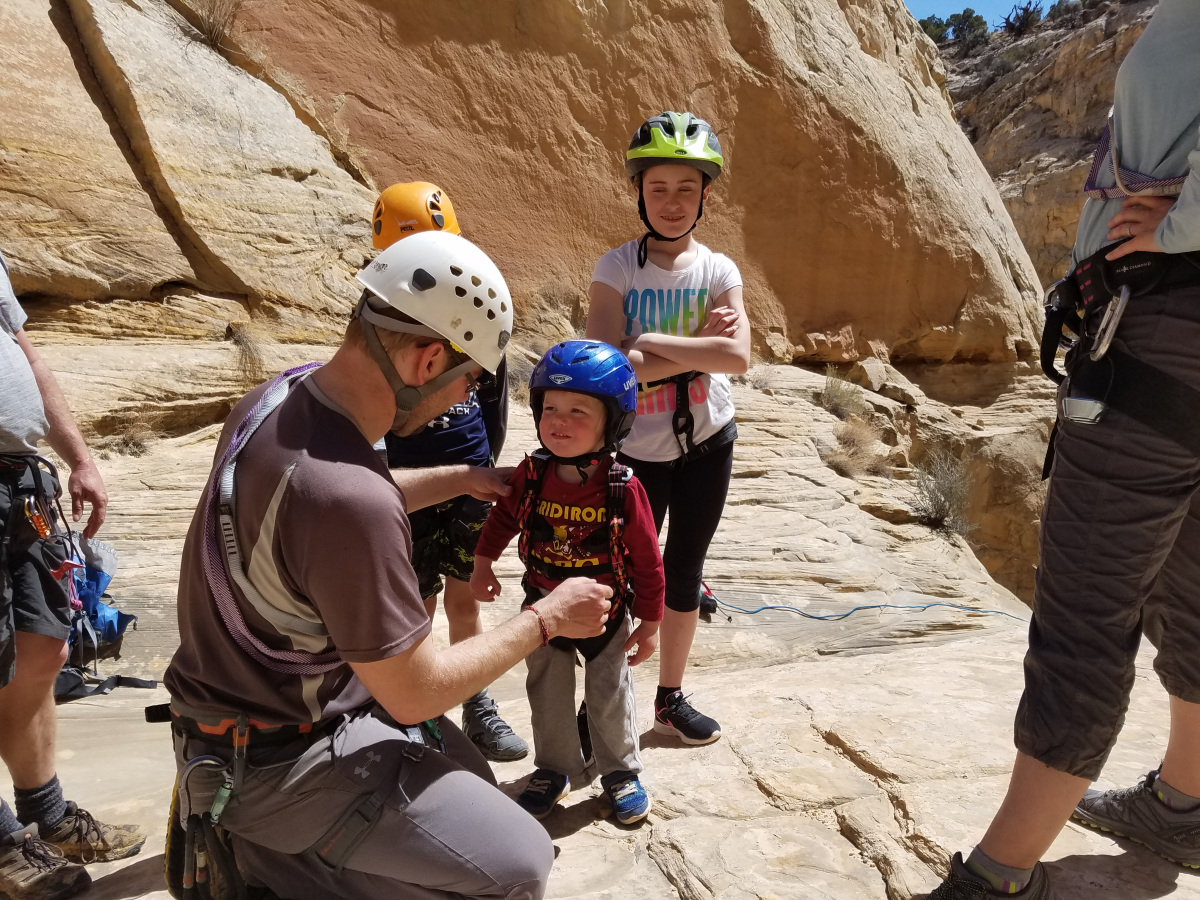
[517,769,570,820]
[602,771,651,825]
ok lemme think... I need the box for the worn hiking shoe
[462,693,529,762]
[0,824,91,900]
[654,690,721,745]
[517,769,570,820]
[602,771,651,825]
[924,852,1054,899]
[1072,769,1200,867]
[41,803,146,864]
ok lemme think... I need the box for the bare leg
[977,751,1090,869]
[657,607,698,688]
[1157,694,1200,797]
[442,577,482,646]
[0,632,67,789]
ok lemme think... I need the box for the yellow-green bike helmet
[625,111,723,182]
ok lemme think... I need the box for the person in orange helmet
[374,183,527,763]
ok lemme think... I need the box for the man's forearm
[390,464,475,512]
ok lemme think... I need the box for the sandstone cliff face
[230,0,1042,364]
[945,1,1156,287]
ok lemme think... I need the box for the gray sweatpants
[175,708,553,899]
[1015,282,1200,780]
[525,614,641,781]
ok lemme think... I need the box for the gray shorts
[1015,282,1200,780]
[1,464,73,688]
[175,708,553,899]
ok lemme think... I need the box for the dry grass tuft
[228,321,268,388]
[912,447,974,536]
[824,416,890,480]
[506,346,537,406]
[106,410,158,457]
[191,0,245,50]
[820,365,868,420]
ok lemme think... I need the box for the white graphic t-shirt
[591,240,742,462]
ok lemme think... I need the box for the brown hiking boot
[41,802,146,864]
[0,825,91,900]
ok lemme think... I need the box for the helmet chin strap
[636,179,706,268]
[355,294,478,432]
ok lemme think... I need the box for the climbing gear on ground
[41,803,145,865]
[653,690,721,745]
[601,771,651,825]
[1039,241,1200,469]
[514,449,634,658]
[461,693,529,762]
[1083,115,1188,201]
[516,769,570,820]
[925,852,1055,899]
[625,112,723,266]
[698,581,719,617]
[0,824,90,900]
[1072,769,1200,868]
[528,340,637,479]
[372,182,460,250]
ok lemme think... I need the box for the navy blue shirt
[385,392,491,469]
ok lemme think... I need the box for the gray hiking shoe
[0,825,91,900]
[923,852,1055,899]
[462,694,529,762]
[41,802,146,864]
[1072,769,1200,868]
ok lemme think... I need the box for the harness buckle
[1090,284,1131,362]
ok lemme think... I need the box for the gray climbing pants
[1015,282,1200,780]
[174,707,553,899]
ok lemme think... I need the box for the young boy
[471,340,664,824]
[374,182,527,762]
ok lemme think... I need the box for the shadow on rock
[86,853,167,900]
[1047,847,1190,899]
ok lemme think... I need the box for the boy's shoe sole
[652,718,721,745]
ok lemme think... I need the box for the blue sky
[904,0,1018,28]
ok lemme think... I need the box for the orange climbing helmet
[371,182,461,249]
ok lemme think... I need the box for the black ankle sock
[0,799,22,836]
[656,686,681,709]
[14,775,66,831]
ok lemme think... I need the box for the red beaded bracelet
[525,606,549,646]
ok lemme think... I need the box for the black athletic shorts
[1,463,74,688]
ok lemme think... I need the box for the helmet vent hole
[463,331,473,341]
[431,212,445,229]
[488,288,496,299]
[473,297,483,308]
[455,286,467,297]
[450,266,463,277]
[411,268,437,291]
[471,275,482,287]
[500,302,508,312]
[486,310,496,320]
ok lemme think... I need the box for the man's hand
[68,456,107,539]
[466,466,515,503]
[536,577,612,640]
[1105,196,1174,260]
[471,559,502,602]
[624,618,660,666]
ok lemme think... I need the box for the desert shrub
[107,410,157,457]
[507,347,537,406]
[228,321,268,388]
[825,417,890,480]
[948,8,990,55]
[919,15,951,42]
[1046,0,1081,19]
[912,447,973,535]
[1001,1,1043,36]
[191,0,244,50]
[819,365,869,420]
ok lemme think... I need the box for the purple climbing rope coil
[1084,121,1187,200]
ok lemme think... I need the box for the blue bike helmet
[529,340,638,464]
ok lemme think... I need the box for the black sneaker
[1072,769,1200,867]
[0,825,91,900]
[923,852,1055,899]
[653,690,721,745]
[516,769,570,820]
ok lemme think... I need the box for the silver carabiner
[1090,284,1130,361]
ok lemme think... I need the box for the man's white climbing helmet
[356,231,512,373]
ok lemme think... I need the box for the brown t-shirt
[165,376,428,725]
